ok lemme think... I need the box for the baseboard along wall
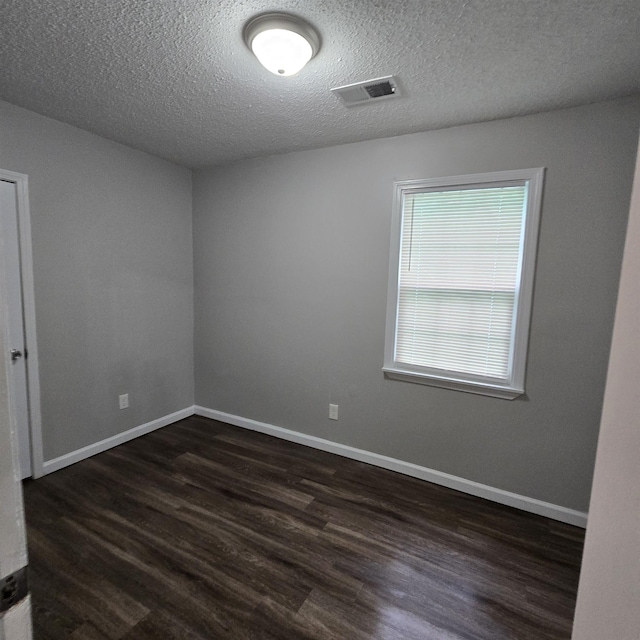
[41,407,195,475]
[195,406,587,528]
[40,404,588,528]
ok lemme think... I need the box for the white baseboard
[40,404,588,528]
[194,405,588,528]
[42,406,196,475]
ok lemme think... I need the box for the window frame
[383,168,545,400]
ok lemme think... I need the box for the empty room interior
[1,1,640,639]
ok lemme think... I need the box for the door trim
[0,169,43,479]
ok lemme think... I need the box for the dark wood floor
[24,416,584,640]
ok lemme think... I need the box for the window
[383,168,544,399]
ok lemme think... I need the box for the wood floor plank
[24,416,584,639]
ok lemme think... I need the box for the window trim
[383,168,545,400]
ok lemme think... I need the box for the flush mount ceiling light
[243,12,321,77]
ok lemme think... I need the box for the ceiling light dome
[243,13,321,77]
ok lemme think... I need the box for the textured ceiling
[1,0,639,168]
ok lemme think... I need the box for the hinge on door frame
[0,566,29,614]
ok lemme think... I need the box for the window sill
[382,367,524,400]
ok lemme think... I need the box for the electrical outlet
[329,404,339,420]
[119,393,129,409]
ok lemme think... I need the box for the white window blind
[398,185,525,378]
[384,169,544,399]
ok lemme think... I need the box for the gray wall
[193,97,640,512]
[0,100,194,461]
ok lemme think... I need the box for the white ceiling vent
[331,76,400,107]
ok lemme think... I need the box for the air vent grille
[365,81,394,98]
[331,76,400,107]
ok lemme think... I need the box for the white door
[0,179,31,478]
[0,185,32,638]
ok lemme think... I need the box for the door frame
[0,168,43,478]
